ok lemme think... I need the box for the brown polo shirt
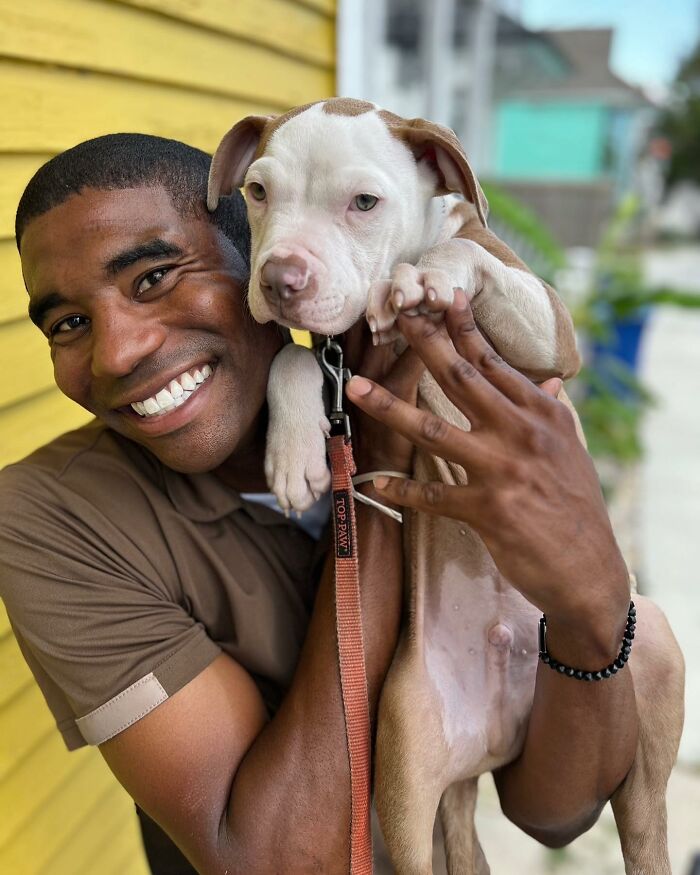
[0,420,326,750]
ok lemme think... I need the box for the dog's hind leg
[439,779,490,875]
[376,762,442,875]
[375,659,448,875]
[610,597,684,875]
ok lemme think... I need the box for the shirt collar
[161,466,244,522]
[161,466,306,529]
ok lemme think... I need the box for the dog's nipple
[487,623,514,651]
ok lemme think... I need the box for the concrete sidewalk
[640,245,700,767]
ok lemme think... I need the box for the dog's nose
[260,254,313,300]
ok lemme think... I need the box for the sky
[520,0,700,96]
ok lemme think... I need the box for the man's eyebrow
[104,238,185,276]
[28,291,67,330]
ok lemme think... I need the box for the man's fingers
[539,377,563,398]
[345,376,488,472]
[396,305,508,427]
[445,291,543,407]
[371,476,474,522]
[384,346,425,403]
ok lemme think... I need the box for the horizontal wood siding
[0,1,335,871]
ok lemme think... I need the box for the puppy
[208,98,684,875]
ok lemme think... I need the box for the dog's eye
[354,194,378,212]
[248,182,266,202]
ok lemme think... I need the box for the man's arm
[101,490,402,874]
[345,292,639,846]
[101,340,421,875]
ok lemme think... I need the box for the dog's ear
[381,114,489,228]
[207,115,275,211]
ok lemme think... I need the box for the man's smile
[126,362,214,417]
[116,361,218,437]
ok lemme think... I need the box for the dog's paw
[367,265,456,344]
[265,417,331,513]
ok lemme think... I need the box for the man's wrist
[543,587,631,670]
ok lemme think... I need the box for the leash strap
[328,434,373,875]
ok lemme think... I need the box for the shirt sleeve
[0,464,221,749]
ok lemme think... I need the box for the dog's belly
[400,374,541,780]
[419,512,540,778]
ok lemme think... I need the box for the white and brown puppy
[207,98,578,512]
[208,98,683,875]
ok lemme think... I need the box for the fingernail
[393,291,404,309]
[453,288,467,310]
[427,288,437,302]
[368,317,377,333]
[347,376,372,396]
[373,476,390,490]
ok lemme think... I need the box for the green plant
[571,196,700,464]
[575,363,654,463]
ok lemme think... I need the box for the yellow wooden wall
[0,1,335,871]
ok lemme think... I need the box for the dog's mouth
[253,284,362,335]
[278,296,364,335]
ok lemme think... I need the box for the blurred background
[0,1,698,872]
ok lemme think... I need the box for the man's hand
[346,290,630,659]
[342,321,423,475]
[346,289,639,844]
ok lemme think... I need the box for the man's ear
[382,115,489,228]
[207,115,275,212]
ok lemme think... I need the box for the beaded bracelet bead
[538,601,636,681]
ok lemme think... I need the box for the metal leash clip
[318,337,352,438]
[318,336,403,524]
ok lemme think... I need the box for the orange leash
[328,435,373,874]
[321,339,373,875]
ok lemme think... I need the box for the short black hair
[15,133,250,275]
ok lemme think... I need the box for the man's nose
[90,304,167,379]
[260,252,317,300]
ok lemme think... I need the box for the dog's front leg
[367,237,579,381]
[265,343,331,512]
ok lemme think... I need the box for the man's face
[21,185,281,472]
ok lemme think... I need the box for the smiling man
[1,134,410,875]
[0,133,680,875]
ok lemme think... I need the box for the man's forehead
[24,185,185,241]
[21,185,206,281]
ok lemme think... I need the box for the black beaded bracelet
[538,601,636,681]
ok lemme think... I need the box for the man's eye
[137,267,169,296]
[50,314,89,337]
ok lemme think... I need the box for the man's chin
[114,423,240,474]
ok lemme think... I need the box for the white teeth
[131,365,213,419]
[155,389,174,408]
